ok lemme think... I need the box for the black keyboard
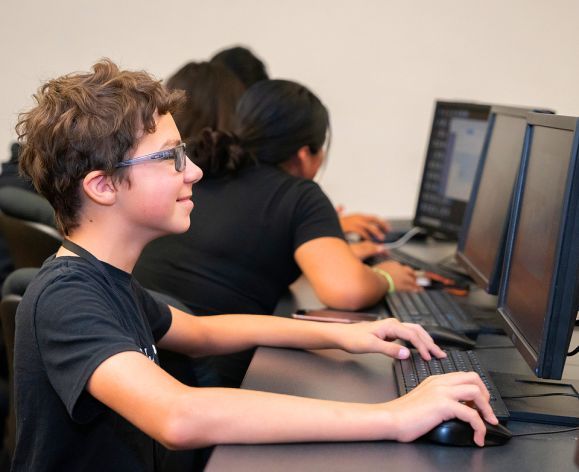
[388,249,471,284]
[386,290,480,337]
[394,349,510,421]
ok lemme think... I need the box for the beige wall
[2,0,578,217]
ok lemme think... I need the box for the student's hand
[373,260,421,292]
[336,206,391,241]
[349,241,389,260]
[335,318,445,361]
[383,372,499,447]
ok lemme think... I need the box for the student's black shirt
[12,256,172,471]
[134,164,344,316]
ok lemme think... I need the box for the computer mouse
[422,419,512,447]
[421,325,476,349]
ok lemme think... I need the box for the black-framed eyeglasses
[115,143,187,172]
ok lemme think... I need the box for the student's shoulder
[254,164,323,194]
[27,256,105,301]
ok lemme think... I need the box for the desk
[206,239,579,472]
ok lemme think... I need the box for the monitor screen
[413,101,490,238]
[498,113,579,379]
[457,106,531,294]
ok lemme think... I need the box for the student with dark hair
[209,45,269,88]
[167,61,245,142]
[208,46,390,241]
[12,60,496,471]
[134,79,420,387]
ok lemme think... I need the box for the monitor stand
[490,371,579,426]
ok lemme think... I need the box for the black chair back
[0,268,38,458]
[0,214,61,269]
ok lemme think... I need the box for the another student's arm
[338,212,391,241]
[294,236,418,310]
[87,351,497,449]
[348,240,389,260]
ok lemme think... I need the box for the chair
[0,214,62,269]
[0,187,61,269]
[0,187,56,228]
[0,268,38,460]
[0,187,62,269]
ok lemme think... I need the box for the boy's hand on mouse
[334,318,445,361]
[349,241,389,260]
[383,372,498,446]
[373,261,421,292]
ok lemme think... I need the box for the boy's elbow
[156,401,213,450]
[157,415,195,450]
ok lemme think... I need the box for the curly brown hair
[16,59,185,235]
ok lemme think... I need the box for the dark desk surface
[206,239,579,472]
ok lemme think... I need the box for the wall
[2,0,578,217]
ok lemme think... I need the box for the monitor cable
[382,226,426,250]
[502,392,579,400]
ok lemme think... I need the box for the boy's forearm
[168,386,394,449]
[192,315,346,356]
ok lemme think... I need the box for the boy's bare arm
[158,308,445,361]
[87,351,497,449]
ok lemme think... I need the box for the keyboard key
[386,291,480,336]
[393,350,510,421]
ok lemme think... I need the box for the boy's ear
[82,170,118,206]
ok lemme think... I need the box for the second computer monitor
[457,106,533,294]
[413,101,490,239]
[498,112,579,380]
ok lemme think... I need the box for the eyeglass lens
[175,146,186,172]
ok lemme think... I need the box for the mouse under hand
[422,419,512,447]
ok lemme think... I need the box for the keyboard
[394,349,510,421]
[386,290,480,337]
[388,249,472,285]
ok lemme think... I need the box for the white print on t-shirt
[140,344,158,362]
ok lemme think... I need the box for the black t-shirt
[12,256,172,471]
[134,164,344,316]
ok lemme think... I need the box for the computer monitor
[456,106,537,294]
[413,100,491,239]
[498,112,579,381]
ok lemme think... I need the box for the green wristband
[372,267,395,293]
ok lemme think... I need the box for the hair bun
[191,128,252,177]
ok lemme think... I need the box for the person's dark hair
[192,79,330,178]
[166,61,245,143]
[16,58,184,235]
[209,46,269,88]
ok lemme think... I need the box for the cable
[568,346,578,356]
[511,426,579,438]
[471,345,516,350]
[502,392,579,400]
[382,226,426,250]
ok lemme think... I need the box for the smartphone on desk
[291,309,381,323]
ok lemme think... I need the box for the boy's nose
[185,157,203,184]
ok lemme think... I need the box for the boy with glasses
[12,59,496,471]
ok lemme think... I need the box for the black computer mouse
[422,419,512,447]
[422,326,476,349]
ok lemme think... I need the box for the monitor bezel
[412,100,491,239]
[456,105,538,294]
[497,112,579,380]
